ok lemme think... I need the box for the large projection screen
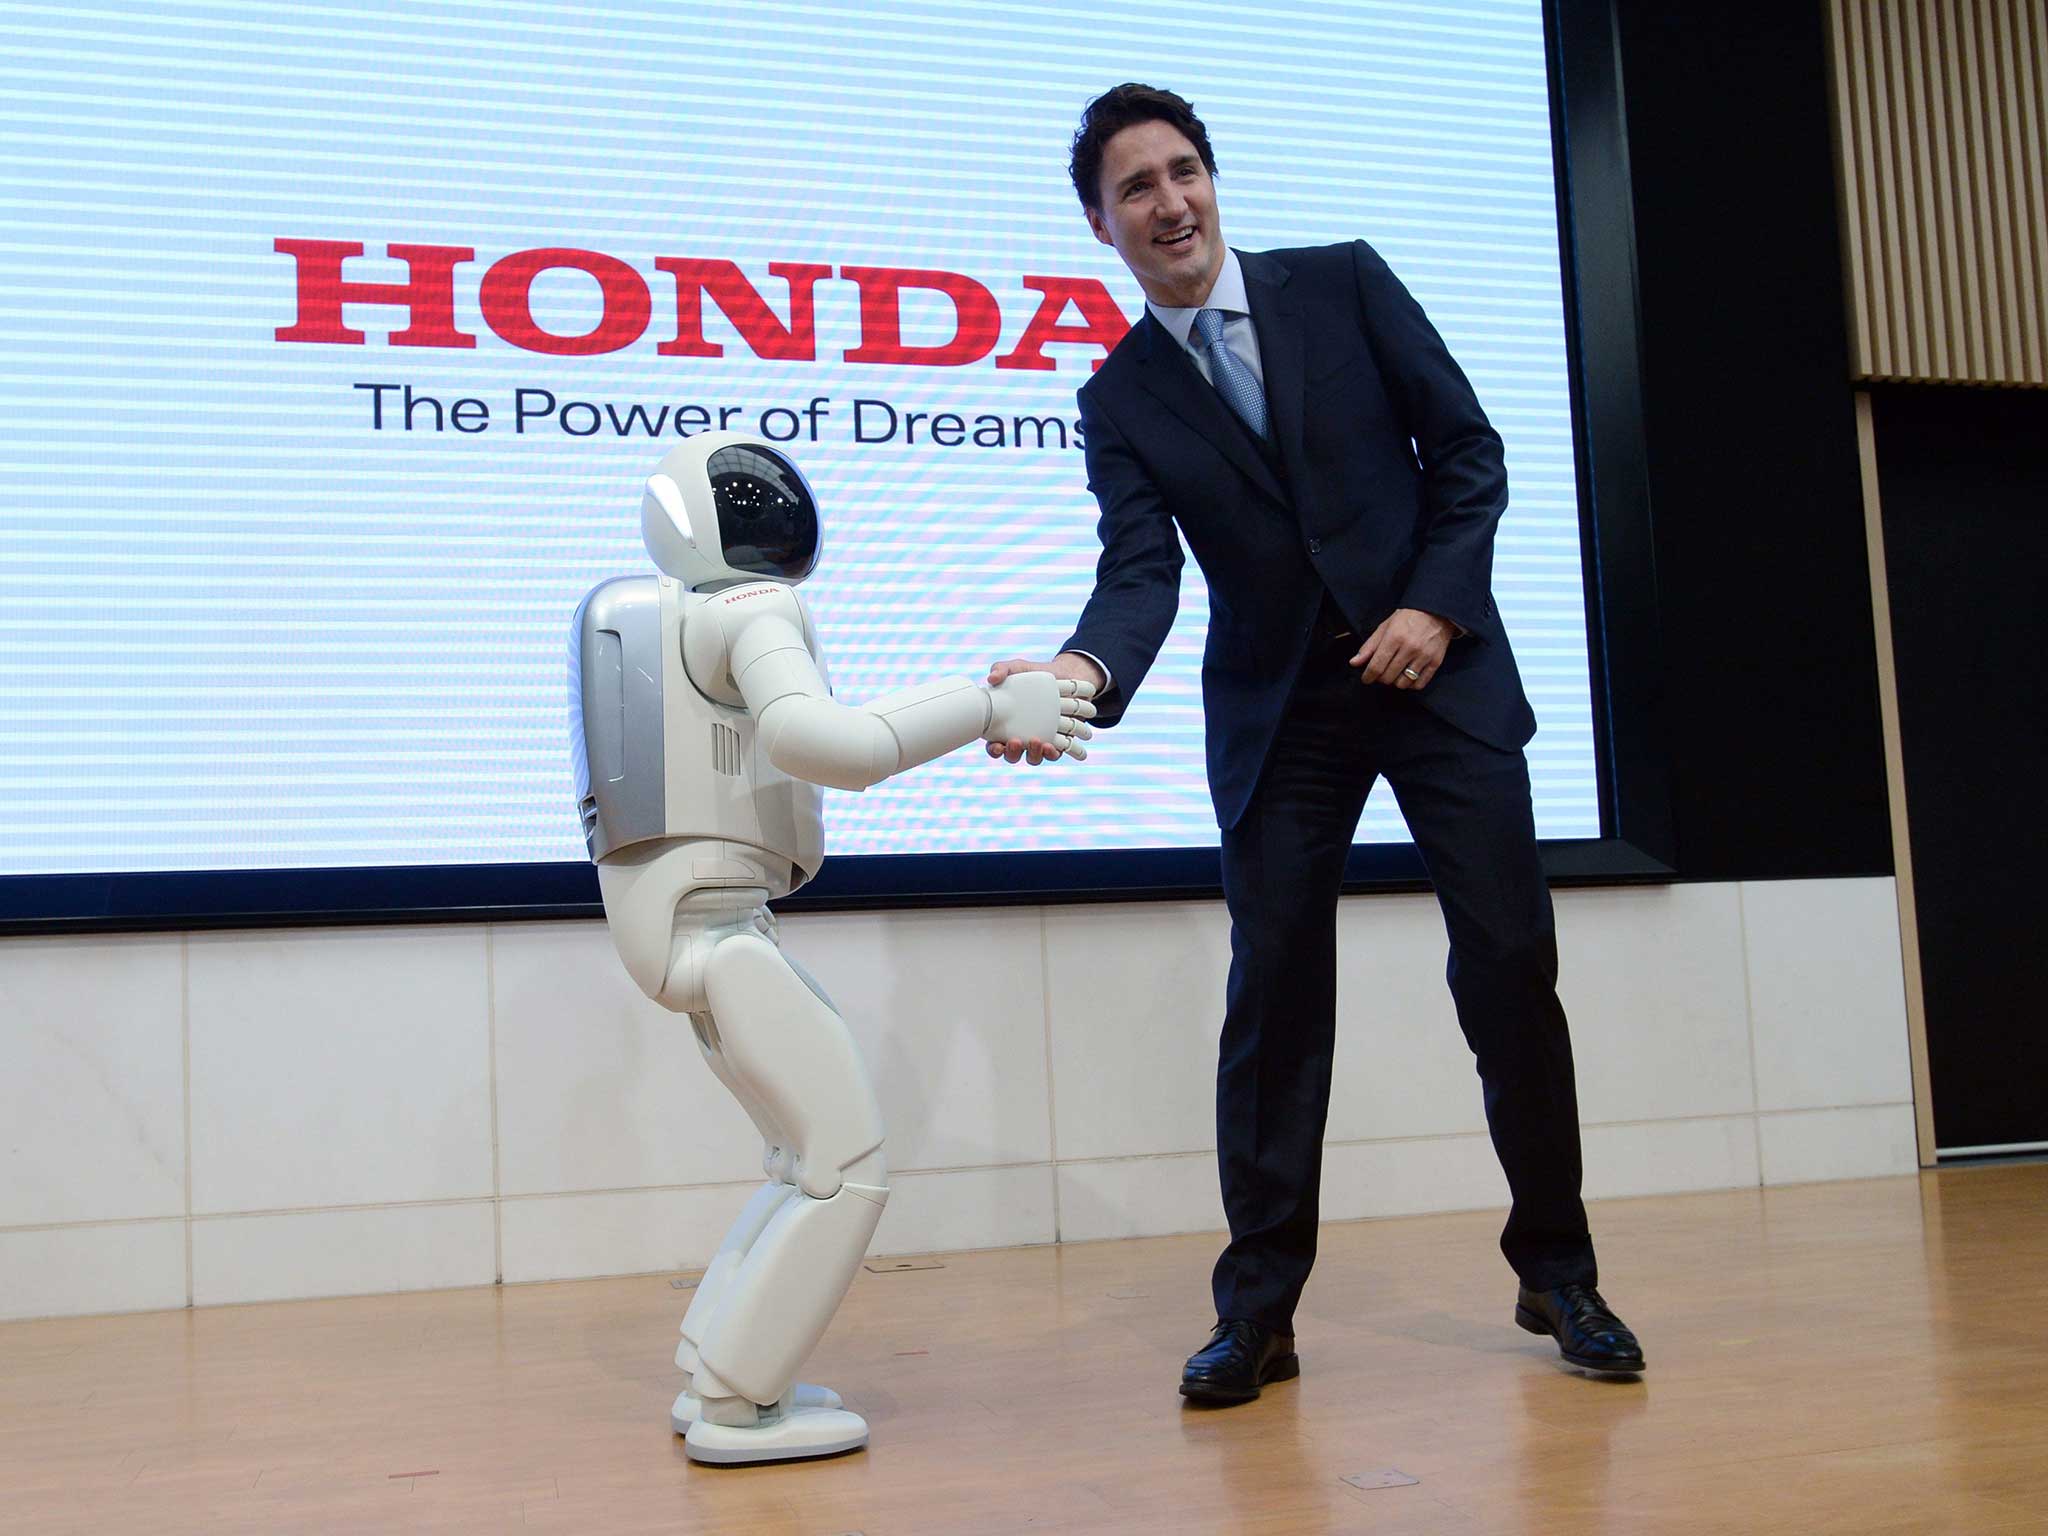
[0,0,1599,914]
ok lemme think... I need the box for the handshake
[981,651,1106,767]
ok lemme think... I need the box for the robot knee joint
[840,1147,887,1197]
[786,1140,886,1202]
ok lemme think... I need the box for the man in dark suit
[989,84,1644,1397]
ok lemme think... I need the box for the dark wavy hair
[1068,83,1218,213]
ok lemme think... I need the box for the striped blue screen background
[0,0,1595,874]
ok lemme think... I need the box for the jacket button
[1308,538,1322,554]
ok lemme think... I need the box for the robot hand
[985,673,1097,761]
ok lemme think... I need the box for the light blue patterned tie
[1193,307,1268,441]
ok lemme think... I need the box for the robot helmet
[640,432,823,590]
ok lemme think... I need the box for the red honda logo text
[274,241,1132,372]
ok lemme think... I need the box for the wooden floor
[4,1165,2046,1535]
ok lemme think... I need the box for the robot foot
[671,1383,843,1434]
[682,1405,868,1465]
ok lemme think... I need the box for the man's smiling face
[1086,118,1224,308]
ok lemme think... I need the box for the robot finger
[1056,679,1099,701]
[1063,741,1089,761]
[1059,697,1098,719]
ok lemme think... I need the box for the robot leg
[596,852,835,1430]
[670,1181,845,1430]
[696,930,886,1200]
[672,921,847,1432]
[682,931,890,1464]
[687,1002,798,1187]
[599,850,798,1177]
[676,1179,791,1375]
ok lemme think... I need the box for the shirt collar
[1147,246,1248,351]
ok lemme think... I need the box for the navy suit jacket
[1063,241,1537,830]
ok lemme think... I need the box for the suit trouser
[1212,637,1596,1332]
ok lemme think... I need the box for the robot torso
[571,574,826,896]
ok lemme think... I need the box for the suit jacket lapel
[1131,301,1289,508]
[1240,250,1305,494]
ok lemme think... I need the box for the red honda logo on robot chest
[273,241,1131,372]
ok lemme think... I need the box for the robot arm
[739,607,988,792]
[707,584,1091,792]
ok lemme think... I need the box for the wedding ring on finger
[1401,666,1422,682]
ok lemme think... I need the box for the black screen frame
[0,0,1674,935]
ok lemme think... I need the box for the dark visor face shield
[706,445,820,581]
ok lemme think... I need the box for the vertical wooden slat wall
[1827,0,2048,386]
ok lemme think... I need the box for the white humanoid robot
[568,432,1093,1465]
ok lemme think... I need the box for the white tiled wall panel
[191,1202,496,1307]
[1555,884,1758,1124]
[187,927,495,1214]
[1328,892,1488,1142]
[0,879,1925,1320]
[0,935,185,1227]
[1759,1105,1919,1185]
[499,1184,755,1285]
[872,1164,1057,1257]
[0,1220,187,1320]
[1056,1153,1226,1245]
[1044,902,1232,1164]
[1742,878,1915,1112]
[1581,1115,1762,1200]
[1320,1133,1512,1221]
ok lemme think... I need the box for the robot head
[640,432,823,590]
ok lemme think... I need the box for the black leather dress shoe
[1179,1318,1299,1403]
[1515,1283,1646,1374]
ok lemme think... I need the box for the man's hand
[1352,609,1457,690]
[985,652,1107,764]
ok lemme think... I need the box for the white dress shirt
[1146,246,1266,391]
